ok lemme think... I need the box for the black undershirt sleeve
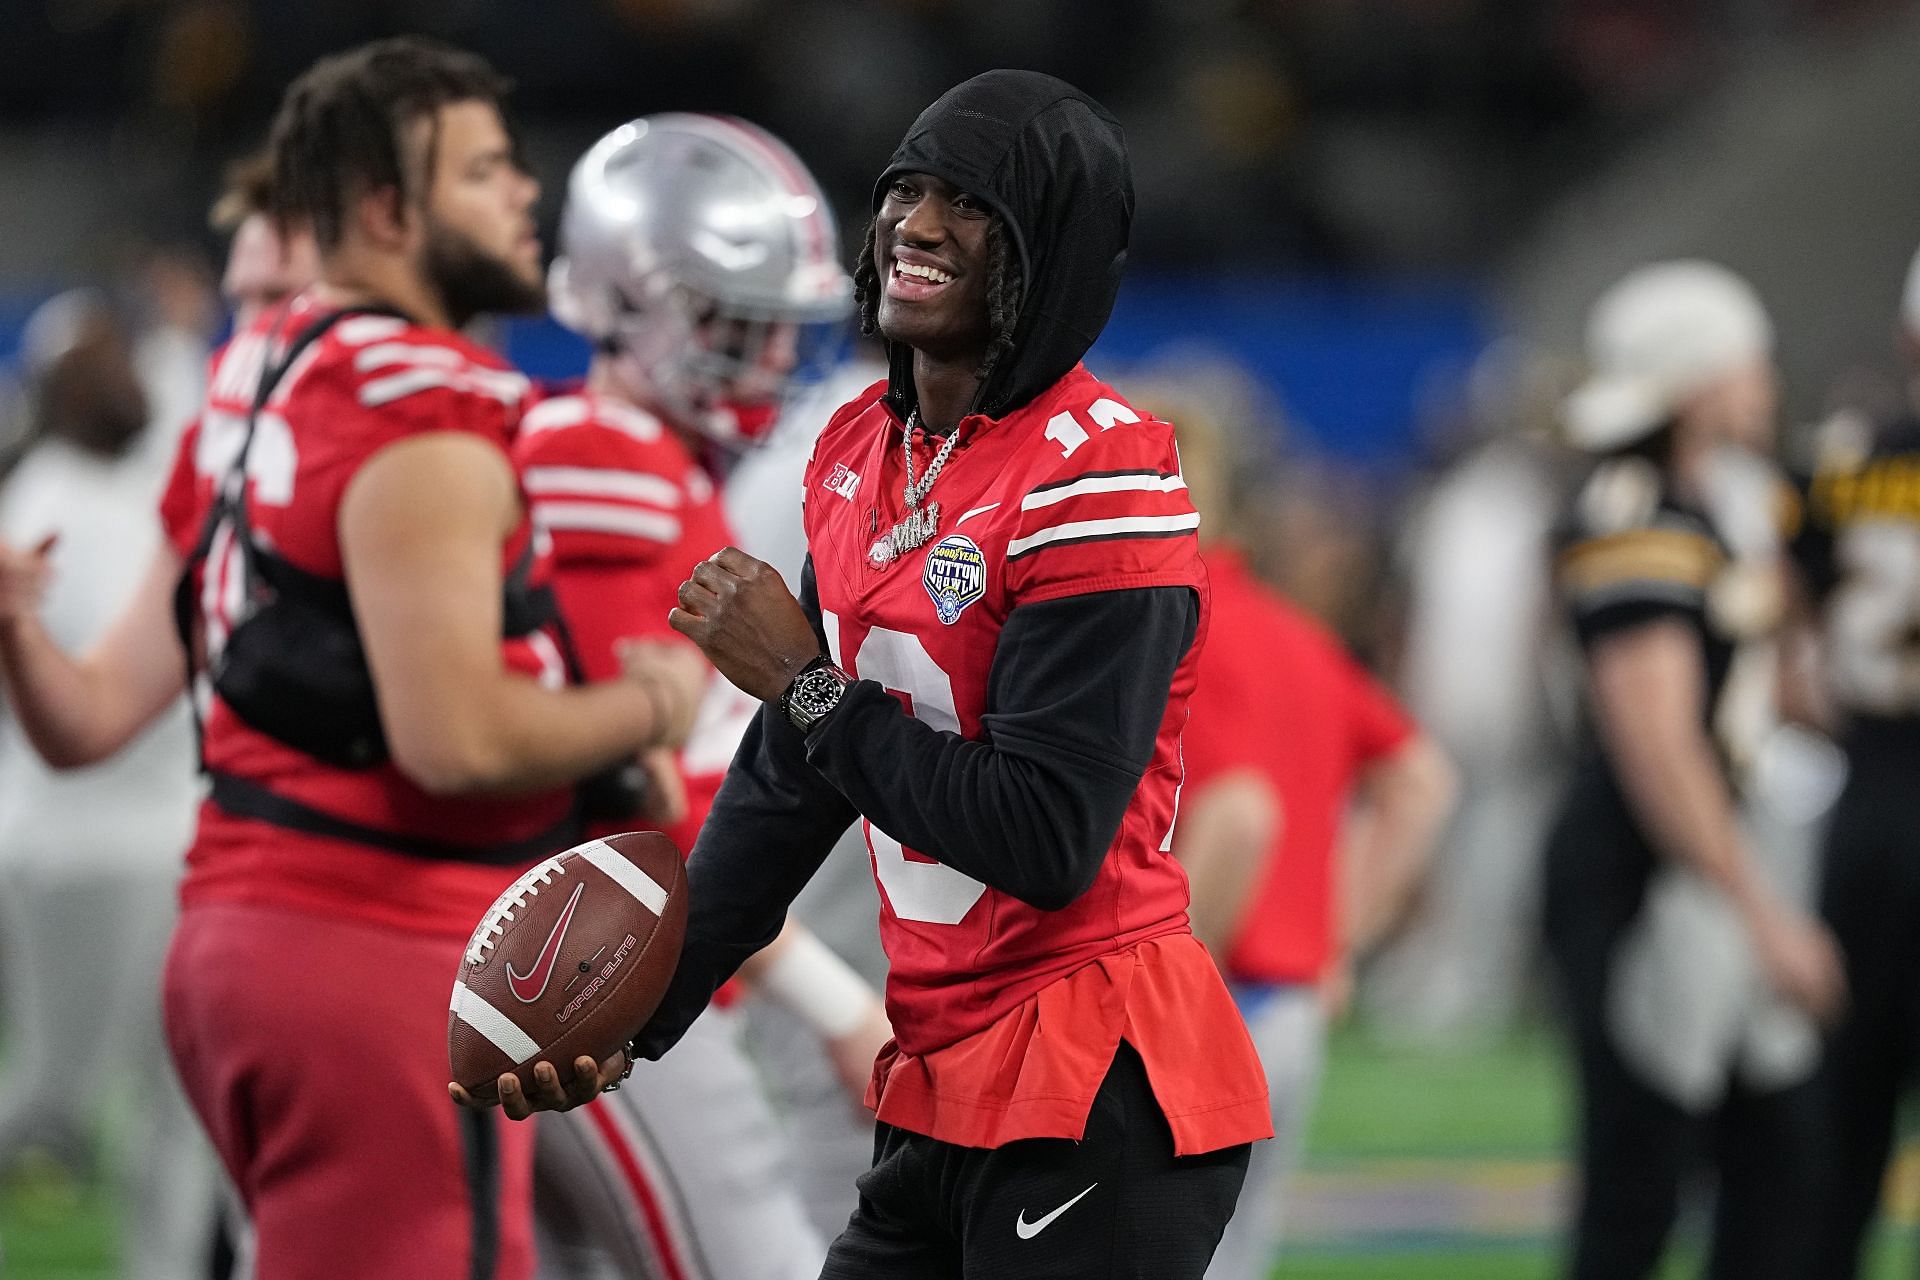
[804,565,1198,912]
[632,557,1198,1059]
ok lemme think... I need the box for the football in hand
[449,830,687,1103]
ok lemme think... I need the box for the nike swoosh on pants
[1014,1182,1098,1240]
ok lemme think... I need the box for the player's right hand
[1748,900,1847,1026]
[450,1048,633,1121]
[618,638,707,749]
[0,534,56,626]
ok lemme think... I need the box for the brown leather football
[449,830,687,1103]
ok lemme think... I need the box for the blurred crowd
[2,0,1913,286]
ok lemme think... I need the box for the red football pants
[164,900,535,1280]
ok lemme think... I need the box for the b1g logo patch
[923,535,987,625]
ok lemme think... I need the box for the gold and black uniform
[1544,450,1819,1280]
[1791,416,1920,1280]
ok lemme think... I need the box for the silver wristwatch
[781,658,852,733]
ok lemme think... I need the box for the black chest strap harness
[173,306,619,866]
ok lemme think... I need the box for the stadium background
[3,0,1920,1275]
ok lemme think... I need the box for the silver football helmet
[550,114,853,448]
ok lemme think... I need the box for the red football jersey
[806,366,1269,1154]
[1183,545,1416,984]
[511,391,751,852]
[159,297,573,939]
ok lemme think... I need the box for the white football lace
[464,858,567,965]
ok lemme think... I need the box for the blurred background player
[1143,379,1458,1280]
[1791,246,1920,1280]
[1544,261,1842,1279]
[0,147,314,1280]
[0,286,219,1280]
[521,113,890,1280]
[1372,344,1577,1041]
[0,37,706,1280]
[209,151,320,330]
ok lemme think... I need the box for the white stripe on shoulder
[469,367,532,403]
[518,395,665,441]
[333,315,410,346]
[593,399,666,443]
[354,342,469,373]
[1021,471,1188,512]
[359,368,457,407]
[450,981,541,1064]
[576,840,669,914]
[1007,511,1201,558]
[520,396,592,434]
[523,466,682,507]
[358,366,529,409]
[534,501,682,544]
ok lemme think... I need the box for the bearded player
[521,115,891,1280]
[479,70,1272,1278]
[2,39,705,1280]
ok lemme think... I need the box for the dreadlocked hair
[268,37,512,251]
[851,210,1025,391]
[852,217,883,340]
[976,216,1024,392]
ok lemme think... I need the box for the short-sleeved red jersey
[1183,545,1416,984]
[161,296,573,939]
[805,367,1269,1154]
[511,391,749,851]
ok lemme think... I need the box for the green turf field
[1280,1026,1918,1279]
[2,1025,1913,1277]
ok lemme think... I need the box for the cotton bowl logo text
[923,535,987,625]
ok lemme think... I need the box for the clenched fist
[669,548,821,703]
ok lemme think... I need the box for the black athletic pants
[1544,796,1823,1280]
[1807,731,1920,1279]
[818,1042,1251,1279]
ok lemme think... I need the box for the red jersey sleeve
[1002,407,1203,606]
[513,398,687,570]
[1341,650,1416,765]
[344,335,526,457]
[159,418,205,558]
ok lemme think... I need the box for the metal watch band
[781,657,850,733]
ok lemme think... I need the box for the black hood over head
[873,69,1133,422]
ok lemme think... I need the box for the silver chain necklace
[869,411,959,568]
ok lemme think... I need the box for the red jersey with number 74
[804,365,1270,1155]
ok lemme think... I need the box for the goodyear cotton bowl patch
[923,535,987,625]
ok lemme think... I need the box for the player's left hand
[449,1048,631,1121]
[670,548,820,703]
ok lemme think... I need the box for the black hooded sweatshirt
[632,72,1200,1061]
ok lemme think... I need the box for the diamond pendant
[868,501,940,569]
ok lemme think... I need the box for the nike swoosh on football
[957,502,1001,526]
[506,881,585,1004]
[1014,1182,1098,1240]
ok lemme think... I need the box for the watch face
[791,667,843,722]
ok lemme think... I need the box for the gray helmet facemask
[550,114,854,447]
